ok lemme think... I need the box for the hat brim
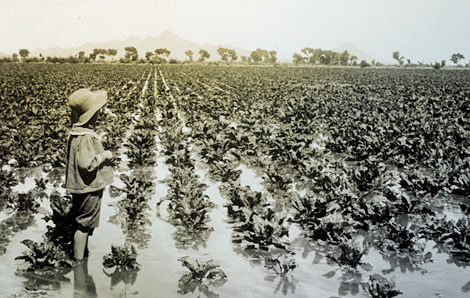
[73,90,107,127]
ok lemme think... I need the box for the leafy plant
[327,241,366,268]
[103,244,141,270]
[436,216,470,260]
[234,208,290,251]
[177,256,227,296]
[375,220,422,254]
[7,189,40,212]
[15,236,72,270]
[264,254,297,276]
[124,128,157,167]
[363,274,402,298]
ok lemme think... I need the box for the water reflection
[103,265,140,291]
[15,266,71,296]
[73,259,97,298]
[0,211,35,255]
[173,226,212,250]
[462,280,470,293]
[177,282,221,298]
[379,251,429,274]
[337,270,362,296]
[264,274,297,295]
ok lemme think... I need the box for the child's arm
[76,136,112,172]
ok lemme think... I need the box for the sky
[1,0,469,63]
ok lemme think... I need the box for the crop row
[159,65,470,297]
[155,72,215,250]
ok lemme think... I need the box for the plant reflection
[264,274,297,295]
[103,266,139,289]
[173,225,212,250]
[102,244,141,296]
[0,211,35,255]
[15,266,71,296]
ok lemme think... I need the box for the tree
[267,50,277,63]
[154,48,171,63]
[450,53,465,65]
[301,47,314,64]
[78,51,85,60]
[19,49,30,60]
[241,56,247,62]
[340,50,350,66]
[184,50,194,62]
[350,55,358,66]
[228,49,238,61]
[392,51,404,66]
[250,48,267,63]
[292,53,303,64]
[319,52,330,65]
[12,53,19,62]
[124,46,138,61]
[145,51,154,62]
[360,60,370,68]
[217,47,230,61]
[198,49,210,62]
[90,48,107,61]
[107,49,117,60]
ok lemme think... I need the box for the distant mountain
[334,43,373,62]
[0,51,8,57]
[30,31,251,61]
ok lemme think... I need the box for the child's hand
[102,150,113,160]
[98,131,107,140]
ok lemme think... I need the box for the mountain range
[28,31,251,61]
[3,31,373,63]
[333,43,373,63]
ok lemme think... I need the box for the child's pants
[70,189,103,236]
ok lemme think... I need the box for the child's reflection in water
[73,258,97,298]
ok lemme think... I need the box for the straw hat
[68,89,107,126]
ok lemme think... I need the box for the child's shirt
[65,127,113,194]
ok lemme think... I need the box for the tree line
[2,47,468,67]
[0,46,279,64]
[392,50,468,68]
[292,48,364,66]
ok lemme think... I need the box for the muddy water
[1,157,469,297]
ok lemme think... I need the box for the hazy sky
[1,0,469,63]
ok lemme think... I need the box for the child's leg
[74,229,88,260]
[72,190,102,260]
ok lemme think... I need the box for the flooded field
[1,64,469,297]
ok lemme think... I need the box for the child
[65,88,114,262]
